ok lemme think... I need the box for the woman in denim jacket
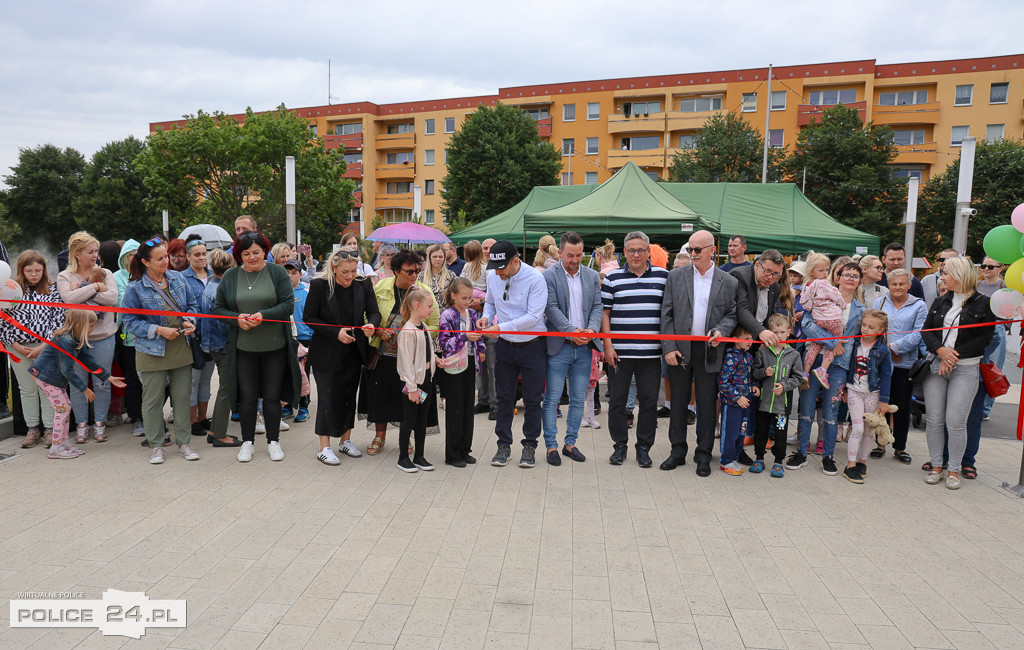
[199,248,239,447]
[121,237,201,465]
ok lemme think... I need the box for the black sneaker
[488,409,497,421]
[822,456,838,476]
[686,410,696,426]
[636,447,652,468]
[474,403,490,414]
[657,406,671,418]
[856,462,867,477]
[397,457,418,473]
[519,447,536,468]
[413,456,434,471]
[785,452,808,470]
[462,453,477,464]
[843,466,864,484]
[491,445,511,466]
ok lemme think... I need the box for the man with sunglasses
[660,230,738,476]
[731,250,785,346]
[478,240,548,469]
[922,248,959,308]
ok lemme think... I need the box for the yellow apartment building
[150,54,1024,237]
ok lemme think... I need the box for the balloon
[984,225,1024,264]
[1012,203,1024,233]
[990,288,1024,320]
[1006,258,1024,293]
[0,260,10,284]
[0,279,22,311]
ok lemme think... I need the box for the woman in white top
[858,255,889,308]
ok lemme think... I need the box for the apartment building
[150,54,1024,236]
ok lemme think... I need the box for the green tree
[3,144,87,249]
[785,104,905,244]
[669,111,786,183]
[136,105,356,256]
[73,136,160,242]
[916,138,1024,260]
[441,103,562,225]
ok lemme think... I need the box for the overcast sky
[2,0,1021,188]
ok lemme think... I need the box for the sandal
[921,461,947,472]
[894,450,912,464]
[868,446,885,459]
[961,466,977,480]
[366,435,385,455]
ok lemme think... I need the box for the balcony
[871,101,941,126]
[608,112,667,134]
[375,192,414,209]
[323,132,363,151]
[536,117,552,138]
[342,162,362,179]
[667,110,724,132]
[352,191,362,206]
[797,101,866,126]
[376,163,416,180]
[375,133,416,150]
[893,145,937,165]
[606,148,667,169]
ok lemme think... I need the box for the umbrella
[179,224,234,249]
[367,223,451,245]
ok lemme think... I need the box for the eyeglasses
[757,262,782,280]
[503,280,511,301]
[689,245,713,256]
[840,273,862,280]
[625,248,648,256]
[399,267,419,276]
[980,264,1001,270]
[144,237,163,247]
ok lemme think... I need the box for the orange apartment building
[151,54,1024,237]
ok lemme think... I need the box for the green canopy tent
[523,162,721,248]
[659,182,879,256]
[447,185,598,247]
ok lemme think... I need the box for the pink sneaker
[815,440,824,455]
[812,367,829,389]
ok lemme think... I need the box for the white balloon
[0,261,11,284]
[990,288,1024,320]
[0,279,22,311]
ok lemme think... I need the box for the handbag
[152,281,205,370]
[980,361,1010,398]
[911,316,954,384]
[363,347,380,371]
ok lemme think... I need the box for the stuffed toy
[864,406,898,447]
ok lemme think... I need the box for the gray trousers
[141,363,193,448]
[923,359,980,473]
[476,336,497,407]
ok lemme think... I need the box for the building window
[622,136,660,151]
[678,96,722,112]
[385,152,413,165]
[444,150,448,164]
[950,125,970,146]
[386,182,413,194]
[770,90,786,111]
[444,117,455,133]
[308,124,318,135]
[808,89,856,106]
[424,209,435,225]
[892,129,926,146]
[622,101,660,116]
[678,134,696,149]
[424,149,435,165]
[561,172,574,185]
[425,119,435,135]
[335,123,362,135]
[587,102,600,120]
[741,93,757,112]
[523,107,549,121]
[768,129,784,148]
[644,171,659,181]
[986,124,1005,142]
[584,172,598,184]
[879,90,929,106]
[585,137,599,155]
[990,82,1009,104]
[892,168,923,181]
[425,180,435,195]
[343,153,362,165]
[562,138,575,156]
[382,209,414,223]
[386,122,413,134]
[563,104,576,121]
[954,84,973,106]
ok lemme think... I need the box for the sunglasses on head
[334,250,358,259]
[186,239,206,250]
[144,237,163,247]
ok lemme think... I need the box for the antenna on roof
[328,59,339,105]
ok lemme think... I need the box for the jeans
[719,404,745,465]
[981,325,1006,417]
[542,344,592,449]
[10,344,54,428]
[493,338,546,449]
[796,359,847,458]
[924,359,979,474]
[70,335,115,425]
[946,379,987,469]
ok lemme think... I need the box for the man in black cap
[477,240,548,468]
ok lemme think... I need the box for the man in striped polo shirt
[600,231,669,468]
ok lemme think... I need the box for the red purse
[980,361,1010,398]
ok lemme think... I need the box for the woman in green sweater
[214,231,301,463]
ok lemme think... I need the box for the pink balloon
[1012,203,1024,233]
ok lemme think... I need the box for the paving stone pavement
[2,393,1024,649]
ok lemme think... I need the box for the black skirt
[359,355,439,431]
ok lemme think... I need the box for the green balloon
[984,225,1024,264]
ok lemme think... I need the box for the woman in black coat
[303,249,381,465]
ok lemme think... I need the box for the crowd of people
[0,223,1006,489]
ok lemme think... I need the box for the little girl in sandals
[800,253,844,389]
[29,310,125,459]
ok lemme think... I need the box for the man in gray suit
[542,232,603,465]
[731,249,785,346]
[660,230,739,477]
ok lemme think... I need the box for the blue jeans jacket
[121,270,199,357]
[852,341,894,403]
[201,277,228,354]
[181,265,212,306]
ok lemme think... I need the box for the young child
[29,310,125,459]
[800,252,843,389]
[283,260,312,421]
[751,314,804,477]
[396,286,445,473]
[843,309,892,484]
[581,348,604,429]
[717,326,757,476]
[438,277,484,467]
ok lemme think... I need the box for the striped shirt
[601,263,668,358]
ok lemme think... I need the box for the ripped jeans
[796,361,848,458]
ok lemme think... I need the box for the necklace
[147,273,167,288]
[244,265,266,290]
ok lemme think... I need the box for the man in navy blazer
[541,232,603,465]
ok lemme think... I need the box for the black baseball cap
[282,259,302,271]
[486,240,518,270]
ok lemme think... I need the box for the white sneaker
[149,448,165,464]
[278,419,290,431]
[131,420,145,437]
[268,441,285,461]
[317,446,341,465]
[178,444,200,461]
[237,441,254,462]
[255,415,266,434]
[339,440,362,458]
[587,417,601,429]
